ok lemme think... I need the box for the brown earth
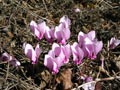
[0,0,120,90]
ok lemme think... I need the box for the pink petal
[62,26,71,40]
[37,21,46,39]
[44,55,58,74]
[109,37,120,49]
[0,52,20,66]
[78,31,86,47]
[30,21,46,40]
[84,38,96,59]
[61,44,71,63]
[35,44,41,59]
[54,25,63,43]
[30,20,37,32]
[24,43,37,64]
[30,21,42,39]
[9,59,21,66]
[0,52,10,61]
[60,15,71,29]
[52,43,61,56]
[87,31,95,41]
[71,42,84,64]
[44,27,55,42]
[55,20,70,44]
[95,41,103,55]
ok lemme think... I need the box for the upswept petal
[44,55,58,74]
[44,27,55,42]
[71,42,84,64]
[24,43,35,61]
[87,31,95,41]
[30,20,37,32]
[52,43,61,56]
[60,15,71,28]
[24,43,41,64]
[54,25,63,43]
[30,20,46,40]
[61,44,71,63]
[109,37,120,49]
[37,21,46,39]
[95,41,103,55]
[35,44,41,59]
[78,31,86,47]
[62,26,71,40]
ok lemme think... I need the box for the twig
[72,76,120,90]
[5,63,10,83]
[42,0,49,15]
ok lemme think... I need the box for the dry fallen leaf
[56,69,73,90]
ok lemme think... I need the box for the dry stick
[15,1,51,22]
[42,0,49,15]
[5,62,10,83]
[72,76,120,90]
[97,0,113,9]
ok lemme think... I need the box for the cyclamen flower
[71,42,84,64]
[54,15,71,44]
[30,20,46,40]
[78,31,103,59]
[0,52,20,66]
[23,43,41,64]
[44,27,55,43]
[109,37,120,49]
[44,43,71,74]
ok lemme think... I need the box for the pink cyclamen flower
[30,20,46,40]
[44,43,71,74]
[23,43,41,64]
[78,31,103,59]
[44,26,55,43]
[109,37,120,49]
[71,42,84,64]
[54,16,71,44]
[0,52,20,66]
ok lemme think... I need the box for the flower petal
[54,24,63,43]
[24,43,37,64]
[60,15,71,29]
[52,43,61,56]
[35,44,41,59]
[61,44,71,63]
[44,27,55,42]
[78,31,86,47]
[87,31,95,41]
[95,41,103,55]
[44,55,58,74]
[71,42,84,64]
[0,52,10,61]
[109,37,120,49]
[30,20,37,32]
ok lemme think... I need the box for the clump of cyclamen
[29,16,103,74]
[44,43,71,74]
[78,31,103,59]
[0,52,20,66]
[30,15,71,44]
